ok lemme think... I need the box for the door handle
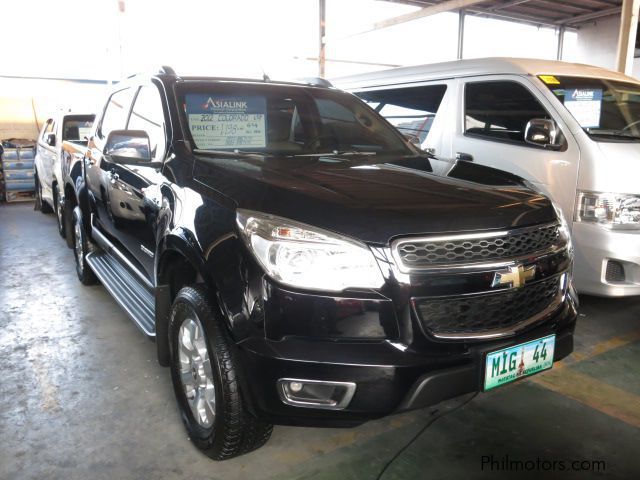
[456,152,473,162]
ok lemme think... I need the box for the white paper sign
[564,88,602,128]
[186,94,266,149]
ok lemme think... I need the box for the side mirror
[104,130,152,164]
[524,118,562,150]
[45,133,56,147]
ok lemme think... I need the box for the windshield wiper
[585,129,640,141]
[193,149,270,158]
[290,150,377,157]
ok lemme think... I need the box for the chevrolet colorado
[69,67,577,459]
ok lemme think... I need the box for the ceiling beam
[374,0,489,30]
[556,6,622,25]
[488,0,533,11]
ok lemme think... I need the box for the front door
[452,75,580,221]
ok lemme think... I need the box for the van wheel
[35,173,53,213]
[169,286,272,460]
[72,207,98,285]
[54,185,66,238]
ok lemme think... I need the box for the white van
[334,57,640,297]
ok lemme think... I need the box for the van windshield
[178,83,412,156]
[540,75,640,142]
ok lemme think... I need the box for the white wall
[568,14,640,78]
[0,78,108,141]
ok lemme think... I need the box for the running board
[86,250,156,337]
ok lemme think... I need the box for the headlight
[575,191,640,230]
[236,209,385,292]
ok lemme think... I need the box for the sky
[0,0,576,82]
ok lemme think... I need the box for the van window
[99,88,135,139]
[357,85,447,145]
[465,81,551,144]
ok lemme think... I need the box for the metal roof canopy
[380,0,624,29]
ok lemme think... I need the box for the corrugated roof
[384,0,623,28]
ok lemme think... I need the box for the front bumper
[237,298,577,427]
[572,222,640,297]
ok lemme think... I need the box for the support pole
[615,0,640,74]
[457,9,465,60]
[319,0,326,77]
[556,25,565,61]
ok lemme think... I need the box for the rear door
[453,75,580,220]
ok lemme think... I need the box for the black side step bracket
[86,250,156,337]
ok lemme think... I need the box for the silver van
[334,57,640,297]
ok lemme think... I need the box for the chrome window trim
[390,222,565,274]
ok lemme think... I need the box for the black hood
[192,153,557,245]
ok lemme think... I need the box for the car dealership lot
[1,202,638,480]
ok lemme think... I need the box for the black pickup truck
[68,67,577,459]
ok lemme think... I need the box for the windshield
[540,75,640,142]
[178,83,412,156]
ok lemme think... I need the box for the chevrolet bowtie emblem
[491,265,536,289]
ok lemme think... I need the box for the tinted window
[358,85,447,145]
[41,119,54,140]
[179,84,410,155]
[465,81,550,144]
[100,88,134,139]
[62,115,95,142]
[127,85,166,161]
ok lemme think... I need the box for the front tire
[169,286,272,460]
[72,207,98,285]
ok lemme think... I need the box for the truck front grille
[414,276,561,339]
[394,223,560,269]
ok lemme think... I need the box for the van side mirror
[524,118,562,150]
[45,133,56,147]
[104,130,152,164]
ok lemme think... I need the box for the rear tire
[169,285,272,460]
[35,173,53,213]
[72,207,98,285]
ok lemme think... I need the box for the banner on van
[564,88,602,128]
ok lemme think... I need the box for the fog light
[277,378,356,410]
[289,381,304,393]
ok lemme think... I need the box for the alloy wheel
[177,316,216,428]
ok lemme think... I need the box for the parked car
[69,67,577,459]
[334,57,640,297]
[34,111,95,243]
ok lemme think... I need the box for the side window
[465,81,551,144]
[41,119,54,140]
[358,85,447,144]
[99,88,134,139]
[127,85,166,161]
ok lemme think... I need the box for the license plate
[484,335,556,391]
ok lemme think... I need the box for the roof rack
[127,66,176,79]
[297,77,333,88]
